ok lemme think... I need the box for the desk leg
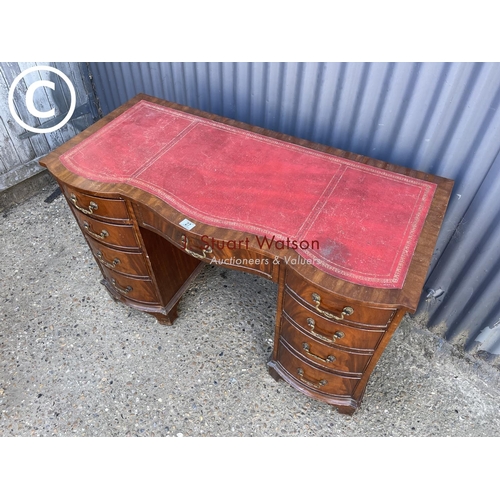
[267,359,282,382]
[152,305,178,325]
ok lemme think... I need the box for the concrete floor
[1,180,500,437]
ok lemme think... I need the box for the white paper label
[179,218,196,230]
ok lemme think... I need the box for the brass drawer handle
[311,293,354,320]
[110,278,132,294]
[95,251,120,269]
[302,342,336,363]
[70,193,98,215]
[296,368,327,389]
[306,318,345,344]
[83,221,109,240]
[181,235,213,260]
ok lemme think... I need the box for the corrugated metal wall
[88,62,500,364]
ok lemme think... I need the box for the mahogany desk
[40,94,453,414]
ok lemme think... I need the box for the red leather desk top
[60,100,437,289]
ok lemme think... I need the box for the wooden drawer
[75,212,141,249]
[180,229,273,277]
[86,237,150,278]
[171,226,215,260]
[283,291,386,351]
[134,203,274,279]
[280,315,372,374]
[101,267,160,304]
[285,268,396,328]
[277,341,360,396]
[62,185,130,222]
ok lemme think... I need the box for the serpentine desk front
[40,94,453,414]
